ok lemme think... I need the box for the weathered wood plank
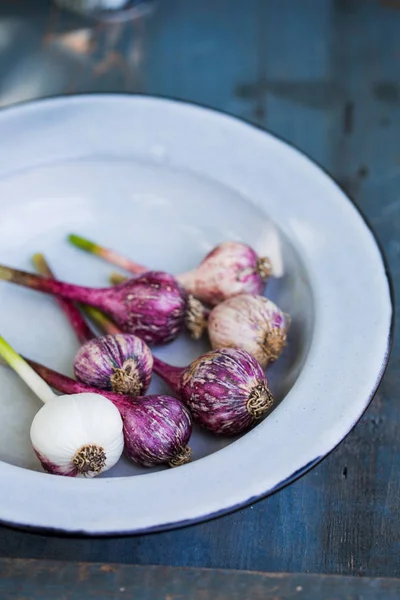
[1,559,400,600]
[316,0,400,577]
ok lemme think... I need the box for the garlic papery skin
[74,334,153,396]
[177,242,272,306]
[30,393,124,477]
[208,294,289,369]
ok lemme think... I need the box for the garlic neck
[72,443,107,476]
[184,295,209,340]
[256,256,273,281]
[263,327,287,362]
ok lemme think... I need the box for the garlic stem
[32,254,95,345]
[81,305,121,336]
[32,253,56,279]
[32,255,121,342]
[28,358,94,396]
[0,336,56,404]
[0,264,104,305]
[68,233,103,256]
[68,233,147,275]
[152,357,183,392]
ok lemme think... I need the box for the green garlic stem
[32,253,54,278]
[68,233,147,275]
[81,305,122,335]
[0,336,56,404]
[109,272,128,286]
[68,233,102,256]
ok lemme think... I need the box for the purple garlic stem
[0,264,107,305]
[32,253,94,345]
[152,356,184,393]
[28,358,95,396]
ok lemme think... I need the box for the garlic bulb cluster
[208,294,289,369]
[67,234,272,308]
[0,223,292,482]
[28,357,194,470]
[31,393,124,477]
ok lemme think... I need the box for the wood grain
[0,0,398,578]
[0,559,400,599]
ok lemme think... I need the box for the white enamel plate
[0,96,392,535]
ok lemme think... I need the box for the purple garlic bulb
[118,395,192,467]
[74,333,153,396]
[106,271,188,344]
[153,348,274,436]
[0,265,207,345]
[177,242,272,306]
[208,294,289,368]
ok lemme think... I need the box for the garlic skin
[74,334,153,396]
[30,393,124,478]
[208,294,289,369]
[119,395,192,467]
[178,242,272,306]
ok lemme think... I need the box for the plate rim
[0,93,394,537]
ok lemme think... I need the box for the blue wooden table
[0,0,399,581]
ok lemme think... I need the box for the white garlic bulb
[31,393,124,478]
[208,294,289,369]
[0,335,124,478]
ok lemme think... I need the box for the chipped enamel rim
[0,95,393,535]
